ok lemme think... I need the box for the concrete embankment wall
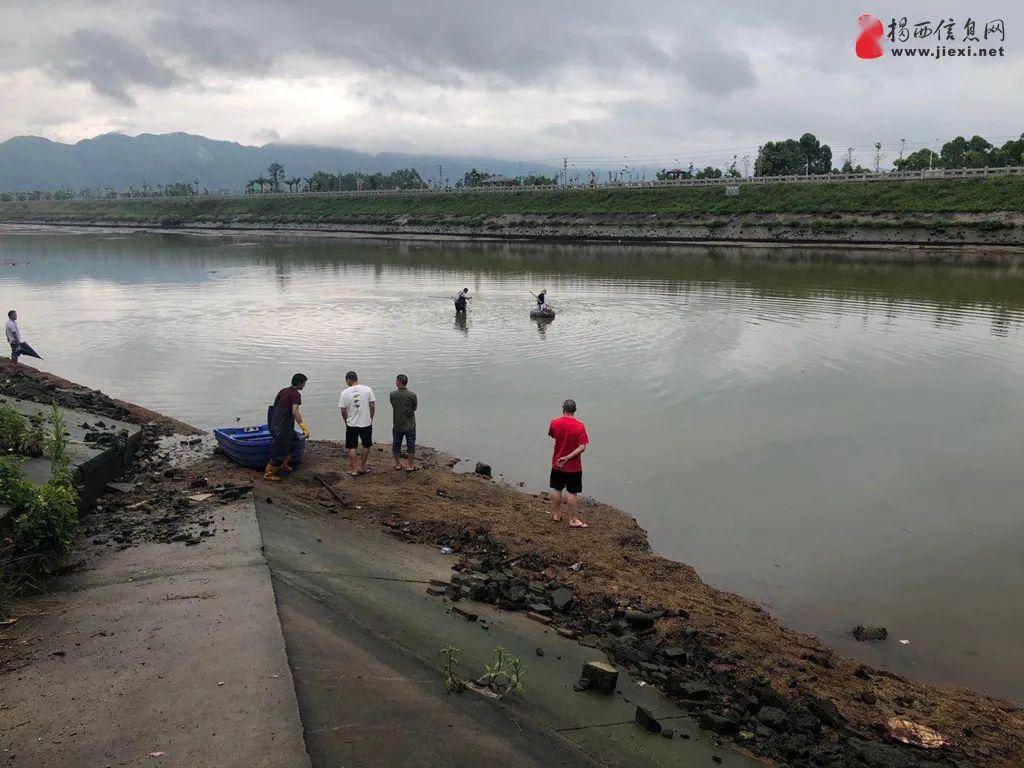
[4,213,1024,256]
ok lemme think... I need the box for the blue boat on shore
[213,424,306,469]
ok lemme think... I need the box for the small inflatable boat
[213,424,305,469]
[530,307,555,319]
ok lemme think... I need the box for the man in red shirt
[547,399,590,528]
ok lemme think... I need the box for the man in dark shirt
[389,373,418,471]
[265,373,309,481]
[454,288,470,314]
[547,398,589,528]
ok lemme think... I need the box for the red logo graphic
[856,14,885,58]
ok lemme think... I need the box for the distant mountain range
[0,132,559,192]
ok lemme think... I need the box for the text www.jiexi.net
[891,44,1005,58]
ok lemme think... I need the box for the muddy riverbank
[2,362,1020,768]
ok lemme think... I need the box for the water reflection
[2,231,1024,699]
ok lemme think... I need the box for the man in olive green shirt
[389,374,418,471]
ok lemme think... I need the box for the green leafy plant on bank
[0,405,27,452]
[11,479,78,574]
[438,643,525,698]
[479,646,525,697]
[44,404,71,473]
[0,405,49,457]
[0,403,80,598]
[22,413,46,457]
[440,644,464,693]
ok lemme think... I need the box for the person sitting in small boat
[536,290,547,309]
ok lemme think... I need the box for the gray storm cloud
[0,0,1020,158]
[49,29,183,106]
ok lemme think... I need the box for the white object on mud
[886,717,950,749]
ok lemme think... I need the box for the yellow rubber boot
[281,456,294,473]
[263,461,281,481]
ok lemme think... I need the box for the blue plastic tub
[213,424,305,469]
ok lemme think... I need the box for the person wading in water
[265,373,310,481]
[454,288,470,315]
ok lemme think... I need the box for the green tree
[940,136,992,168]
[893,149,941,171]
[756,133,832,176]
[989,134,1024,166]
[267,162,285,191]
[460,168,488,187]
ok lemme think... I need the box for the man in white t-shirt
[339,370,376,476]
[5,310,21,364]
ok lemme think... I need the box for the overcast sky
[0,0,1020,168]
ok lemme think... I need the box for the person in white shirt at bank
[5,310,21,364]
[339,370,376,477]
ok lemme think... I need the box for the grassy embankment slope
[1,176,1022,241]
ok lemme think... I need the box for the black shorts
[345,425,373,449]
[549,468,583,495]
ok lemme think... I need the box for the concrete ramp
[257,498,766,768]
[0,497,310,768]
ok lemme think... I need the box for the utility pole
[438,164,443,189]
[899,138,907,162]
[562,157,568,187]
[742,154,750,178]
[845,147,854,170]
[873,142,883,173]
